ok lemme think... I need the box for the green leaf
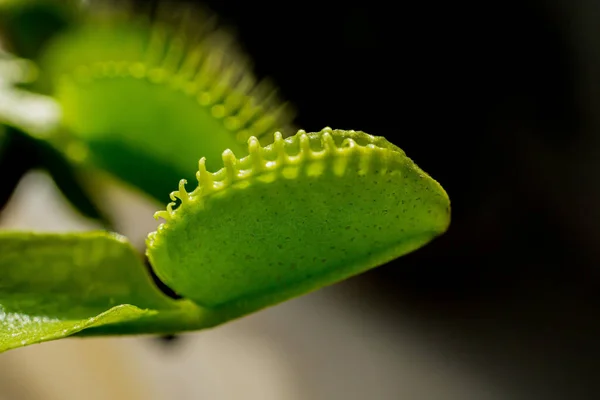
[147,128,451,312]
[0,52,112,224]
[0,231,214,353]
[40,5,295,203]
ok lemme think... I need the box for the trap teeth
[299,133,311,156]
[153,210,171,221]
[247,136,263,171]
[178,179,190,203]
[273,131,285,161]
[321,132,336,151]
[341,138,357,149]
[247,136,260,153]
[158,128,411,221]
[222,149,237,182]
[196,157,214,188]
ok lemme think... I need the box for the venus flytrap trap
[147,128,450,310]
[0,1,451,354]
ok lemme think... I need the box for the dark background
[193,0,600,398]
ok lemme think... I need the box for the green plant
[0,1,450,353]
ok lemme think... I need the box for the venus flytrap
[0,1,451,354]
[0,128,450,353]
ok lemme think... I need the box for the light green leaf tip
[147,128,450,315]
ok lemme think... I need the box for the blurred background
[2,0,600,398]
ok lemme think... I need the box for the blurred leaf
[0,50,38,85]
[0,230,210,353]
[0,87,60,135]
[0,51,110,224]
[33,133,114,226]
[40,3,295,203]
[0,53,44,211]
[0,126,113,226]
[0,52,62,136]
[0,0,80,59]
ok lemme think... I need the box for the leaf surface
[148,128,451,313]
[0,231,208,353]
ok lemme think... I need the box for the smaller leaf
[0,231,210,353]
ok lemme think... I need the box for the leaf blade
[147,128,451,314]
[0,304,154,352]
[0,231,207,352]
